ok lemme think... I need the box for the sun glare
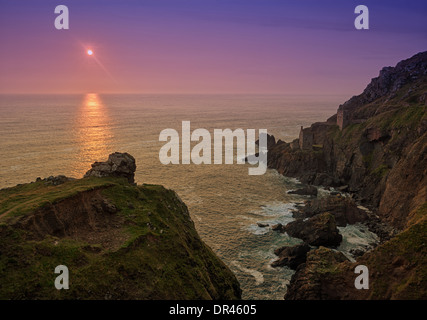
[87,49,93,56]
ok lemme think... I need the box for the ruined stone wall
[337,108,346,130]
[299,126,314,150]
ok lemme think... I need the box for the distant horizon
[0,91,354,96]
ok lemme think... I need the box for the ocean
[0,94,378,299]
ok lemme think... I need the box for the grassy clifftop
[0,177,241,300]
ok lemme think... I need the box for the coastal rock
[284,212,342,247]
[267,51,427,300]
[293,195,368,227]
[339,51,427,121]
[257,223,269,228]
[256,133,276,149]
[265,52,427,231]
[349,248,365,258]
[284,247,349,300]
[290,139,300,150]
[364,215,398,243]
[271,223,284,231]
[84,152,136,184]
[271,243,311,269]
[287,185,318,197]
[284,207,427,300]
[266,141,327,184]
[312,173,341,187]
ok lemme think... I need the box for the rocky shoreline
[270,185,395,270]
[263,51,427,299]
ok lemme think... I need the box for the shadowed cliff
[264,51,427,299]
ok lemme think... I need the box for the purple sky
[0,0,426,95]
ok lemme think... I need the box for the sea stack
[84,152,136,184]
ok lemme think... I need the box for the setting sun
[87,49,93,56]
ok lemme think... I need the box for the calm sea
[0,94,378,299]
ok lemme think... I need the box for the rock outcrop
[266,51,427,230]
[84,152,136,184]
[285,205,427,300]
[267,51,427,300]
[284,213,342,247]
[292,195,368,227]
[337,51,427,129]
[271,243,311,269]
[284,247,350,300]
[256,132,276,150]
[287,185,318,197]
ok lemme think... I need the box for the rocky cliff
[266,51,427,299]
[0,153,241,300]
[285,204,426,300]
[268,51,427,229]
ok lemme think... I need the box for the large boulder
[84,152,136,184]
[271,243,311,269]
[284,247,349,300]
[293,195,368,227]
[284,212,342,247]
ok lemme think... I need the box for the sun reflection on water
[72,93,114,176]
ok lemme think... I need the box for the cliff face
[268,51,427,230]
[265,52,427,299]
[0,175,241,300]
[338,51,427,129]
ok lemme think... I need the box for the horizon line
[0,92,353,96]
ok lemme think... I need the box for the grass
[341,123,365,142]
[365,80,427,132]
[0,177,123,221]
[363,208,427,299]
[0,177,241,300]
[371,105,426,132]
